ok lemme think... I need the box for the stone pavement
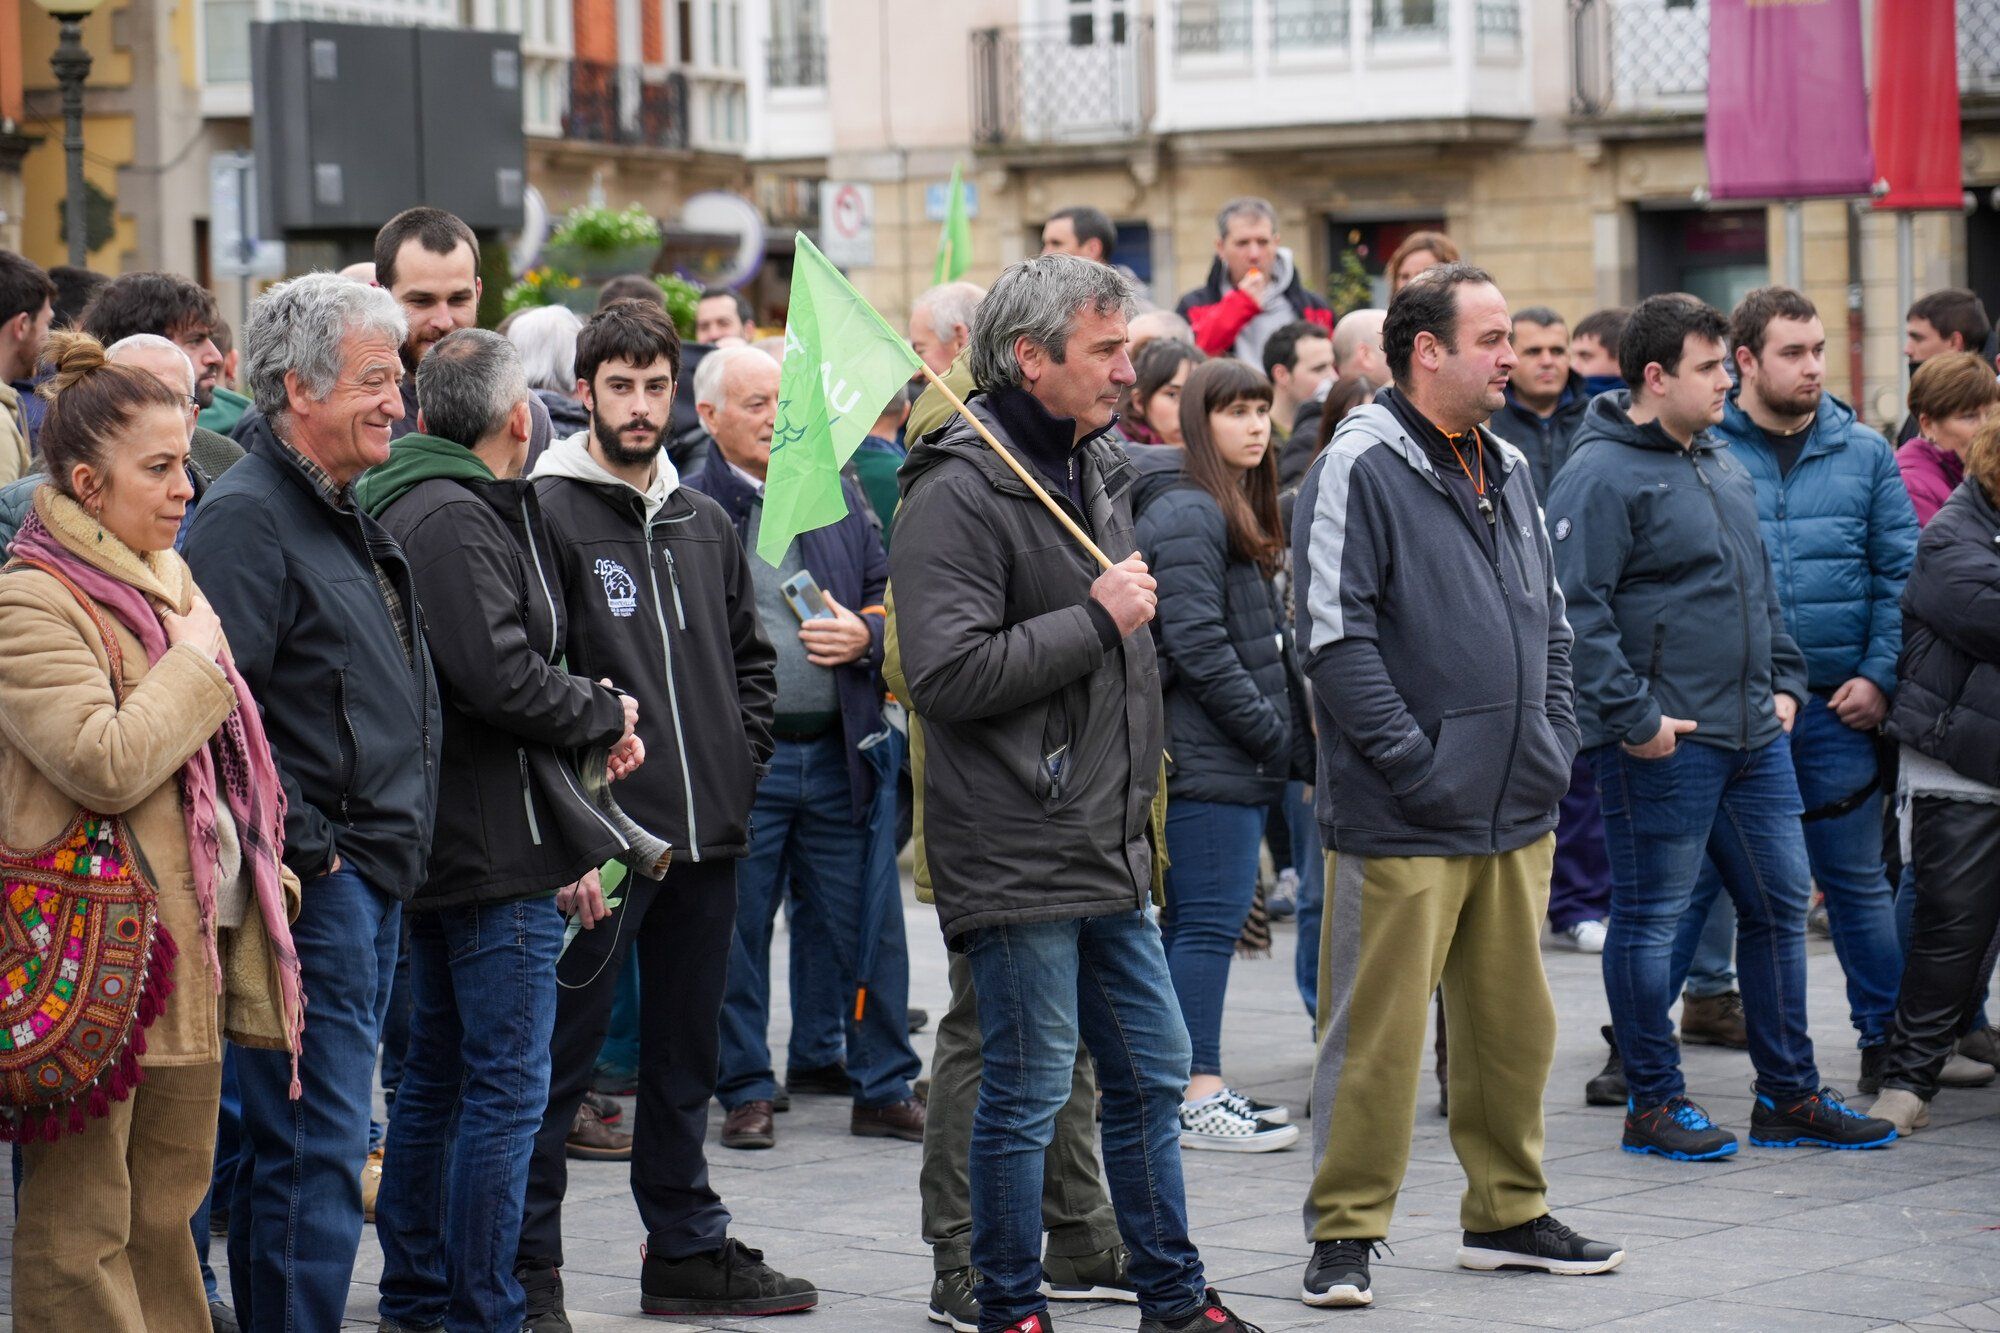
[7,887,1999,1331]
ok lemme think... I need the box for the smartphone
[780,569,834,622]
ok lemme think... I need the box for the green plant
[1326,247,1375,318]
[654,272,701,339]
[502,266,583,314]
[550,203,661,253]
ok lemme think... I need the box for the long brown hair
[1177,359,1284,576]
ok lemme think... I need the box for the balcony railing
[1167,1,1526,61]
[1575,0,2000,116]
[767,34,827,89]
[563,62,688,149]
[970,18,1155,146]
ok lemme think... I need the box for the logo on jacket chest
[594,558,638,618]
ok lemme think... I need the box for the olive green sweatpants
[1304,836,1556,1241]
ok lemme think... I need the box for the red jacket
[1174,257,1334,357]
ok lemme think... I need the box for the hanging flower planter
[541,204,664,280]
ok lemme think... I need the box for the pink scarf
[10,511,305,1090]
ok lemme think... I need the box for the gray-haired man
[890,254,1256,1333]
[184,271,443,1332]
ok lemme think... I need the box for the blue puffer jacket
[1712,391,1918,696]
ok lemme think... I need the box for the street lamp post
[32,0,107,268]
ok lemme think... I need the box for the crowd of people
[0,188,1995,1333]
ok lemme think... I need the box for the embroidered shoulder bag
[0,556,174,1141]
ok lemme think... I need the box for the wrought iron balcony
[767,34,827,89]
[563,61,688,150]
[970,17,1155,147]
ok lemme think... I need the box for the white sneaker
[1561,920,1608,954]
[1218,1085,1290,1126]
[1179,1095,1300,1152]
[1267,867,1300,919]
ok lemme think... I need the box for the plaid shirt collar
[281,441,353,510]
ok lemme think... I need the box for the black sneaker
[784,1062,850,1096]
[1042,1245,1136,1302]
[1857,1044,1886,1095]
[1300,1239,1379,1308]
[639,1238,819,1316]
[1749,1087,1898,1150]
[1457,1214,1625,1275]
[1622,1095,1738,1161]
[517,1263,571,1333]
[1585,1025,1626,1107]
[1138,1287,1265,1331]
[927,1266,978,1332]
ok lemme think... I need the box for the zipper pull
[663,549,687,628]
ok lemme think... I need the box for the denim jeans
[1161,798,1267,1077]
[1593,739,1820,1109]
[377,896,564,1332]
[1285,780,1326,1019]
[718,734,920,1109]
[786,883,848,1071]
[1679,893,1741,999]
[964,910,1206,1330]
[1673,694,1903,1046]
[194,1047,241,1303]
[229,865,401,1333]
[595,936,641,1074]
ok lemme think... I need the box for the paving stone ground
[7,881,1998,1331]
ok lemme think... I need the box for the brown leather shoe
[851,1095,926,1142]
[566,1099,633,1161]
[722,1099,776,1150]
[1680,991,1749,1049]
[582,1087,623,1126]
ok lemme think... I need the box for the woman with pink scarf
[0,332,301,1333]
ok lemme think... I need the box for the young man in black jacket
[359,329,640,1331]
[513,300,815,1324]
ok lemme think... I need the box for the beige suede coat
[0,489,301,1066]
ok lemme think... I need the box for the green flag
[760,232,924,567]
[932,162,971,284]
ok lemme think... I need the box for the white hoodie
[530,429,682,523]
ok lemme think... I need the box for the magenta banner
[1705,0,1874,200]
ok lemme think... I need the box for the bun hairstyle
[36,330,182,502]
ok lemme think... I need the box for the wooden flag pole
[914,359,1114,571]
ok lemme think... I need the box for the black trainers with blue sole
[1749,1087,1898,1149]
[1622,1095,1739,1161]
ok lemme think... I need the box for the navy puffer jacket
[1712,391,1918,695]
[1137,481,1304,806]
[1886,479,2000,787]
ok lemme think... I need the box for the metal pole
[51,16,93,269]
[1897,211,1915,408]
[1783,201,1804,289]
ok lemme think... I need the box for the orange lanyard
[1444,429,1495,525]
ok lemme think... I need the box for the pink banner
[1705,0,1874,200]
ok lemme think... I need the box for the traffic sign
[818,181,875,268]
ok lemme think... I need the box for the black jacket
[1887,479,2000,787]
[1136,481,1305,806]
[375,472,630,908]
[891,390,1165,941]
[182,422,441,896]
[531,435,776,862]
[1486,374,1589,491]
[1546,392,1808,753]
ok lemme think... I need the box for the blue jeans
[964,910,1205,1330]
[1285,781,1326,1019]
[378,896,564,1332]
[1680,893,1741,999]
[1673,694,1903,1046]
[596,937,641,1074]
[229,866,401,1333]
[1594,739,1821,1109]
[194,1048,242,1303]
[1161,798,1267,1077]
[786,882,848,1071]
[718,734,920,1109]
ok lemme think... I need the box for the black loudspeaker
[253,21,525,236]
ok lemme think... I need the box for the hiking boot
[927,1266,979,1332]
[1622,1095,1738,1161]
[1868,1088,1929,1136]
[1858,1044,1886,1095]
[640,1238,819,1316]
[1750,1087,1898,1149]
[1300,1239,1378,1307]
[1957,1024,2000,1068]
[1179,1094,1300,1152]
[784,1062,850,1096]
[1219,1085,1289,1126]
[1458,1214,1624,1275]
[582,1087,622,1126]
[1042,1246,1136,1302]
[518,1264,570,1333]
[1585,1025,1627,1107]
[1940,1050,1999,1088]
[721,1100,776,1150]
[852,1095,926,1142]
[361,1147,384,1223]
[566,1099,632,1161]
[1137,1287,1264,1331]
[1680,991,1749,1048]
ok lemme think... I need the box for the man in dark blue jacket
[182,273,443,1332]
[687,346,925,1154]
[1703,287,1917,1087]
[1547,293,1897,1164]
